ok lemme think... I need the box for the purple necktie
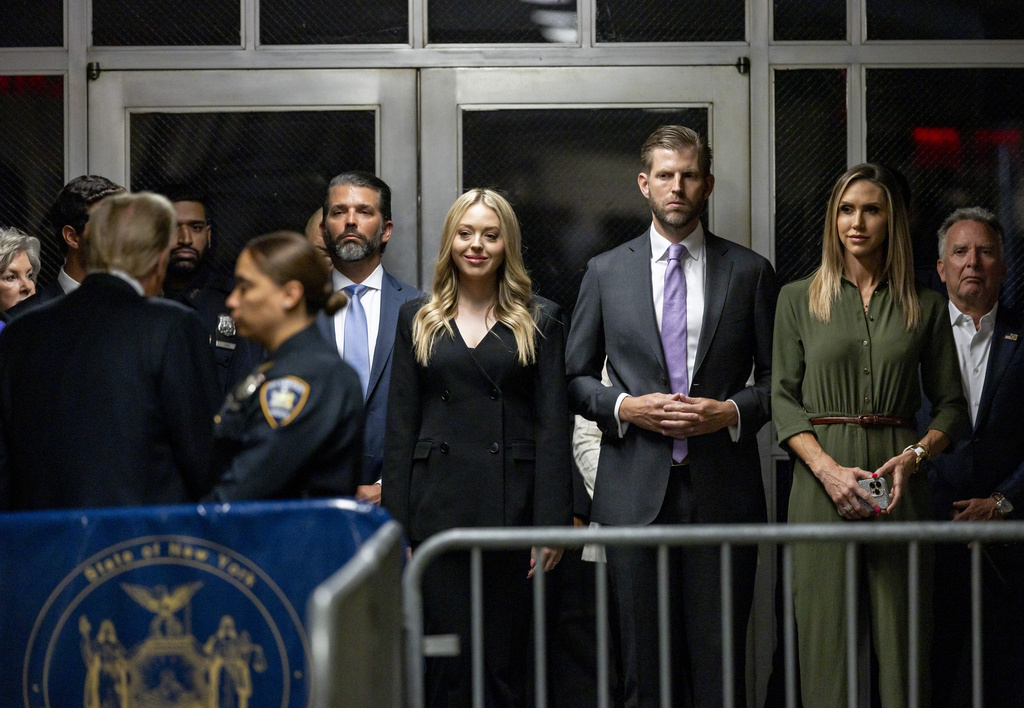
[662,243,689,462]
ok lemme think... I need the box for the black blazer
[565,231,778,526]
[928,304,1024,516]
[318,269,422,485]
[381,296,573,543]
[0,273,221,510]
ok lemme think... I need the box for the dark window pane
[93,0,239,46]
[774,69,848,285]
[597,0,744,43]
[130,111,375,276]
[0,0,62,47]
[867,0,1024,40]
[428,0,577,44]
[867,68,1024,310]
[0,75,65,288]
[261,0,408,44]
[773,0,845,41]
[462,108,708,314]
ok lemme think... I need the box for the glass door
[419,66,751,312]
[88,69,419,286]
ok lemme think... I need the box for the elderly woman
[0,227,40,314]
[772,163,969,706]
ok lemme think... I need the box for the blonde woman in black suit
[382,188,573,708]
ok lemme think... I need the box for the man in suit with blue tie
[317,171,421,503]
[566,126,777,707]
[928,207,1024,707]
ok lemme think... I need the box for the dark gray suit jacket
[565,230,778,526]
[318,268,421,485]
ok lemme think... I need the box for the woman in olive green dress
[772,163,968,707]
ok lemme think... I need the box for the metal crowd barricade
[402,522,1024,708]
[308,520,406,708]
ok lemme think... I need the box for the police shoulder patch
[259,376,310,428]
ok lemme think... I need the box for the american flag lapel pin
[1007,333,1019,341]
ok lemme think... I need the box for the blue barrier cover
[0,498,390,707]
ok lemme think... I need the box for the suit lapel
[316,310,335,344]
[975,307,1021,432]
[367,272,401,399]
[625,234,667,372]
[694,232,732,377]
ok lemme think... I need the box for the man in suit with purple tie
[316,171,421,503]
[565,126,778,708]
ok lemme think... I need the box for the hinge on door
[735,57,750,75]
[87,63,101,81]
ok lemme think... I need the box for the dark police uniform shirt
[206,324,365,501]
[164,266,263,395]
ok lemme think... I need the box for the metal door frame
[87,68,420,287]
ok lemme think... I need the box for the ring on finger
[843,504,854,513]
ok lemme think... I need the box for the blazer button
[440,442,450,454]
[489,388,499,400]
[441,389,450,402]
[489,442,499,454]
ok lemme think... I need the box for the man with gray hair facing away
[927,206,1024,706]
[0,192,220,510]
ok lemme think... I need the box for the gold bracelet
[902,443,929,472]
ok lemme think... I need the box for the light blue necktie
[343,284,370,399]
[662,243,689,462]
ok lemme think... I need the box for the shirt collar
[103,269,146,296]
[332,262,384,293]
[948,298,998,330]
[650,221,704,263]
[57,266,80,294]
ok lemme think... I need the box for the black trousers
[605,465,757,708]
[931,541,1024,708]
[421,548,533,708]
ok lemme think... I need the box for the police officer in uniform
[206,231,364,501]
[160,185,262,394]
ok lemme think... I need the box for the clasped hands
[619,392,737,439]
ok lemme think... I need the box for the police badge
[217,313,237,338]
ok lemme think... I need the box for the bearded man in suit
[316,171,421,503]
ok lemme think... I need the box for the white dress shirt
[612,222,740,440]
[58,266,80,294]
[949,300,997,428]
[331,264,384,366]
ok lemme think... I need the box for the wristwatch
[902,443,930,472]
[992,492,1014,518]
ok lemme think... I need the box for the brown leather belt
[810,415,915,430]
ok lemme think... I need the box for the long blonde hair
[413,189,538,365]
[808,163,920,329]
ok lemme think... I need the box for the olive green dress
[772,276,968,708]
